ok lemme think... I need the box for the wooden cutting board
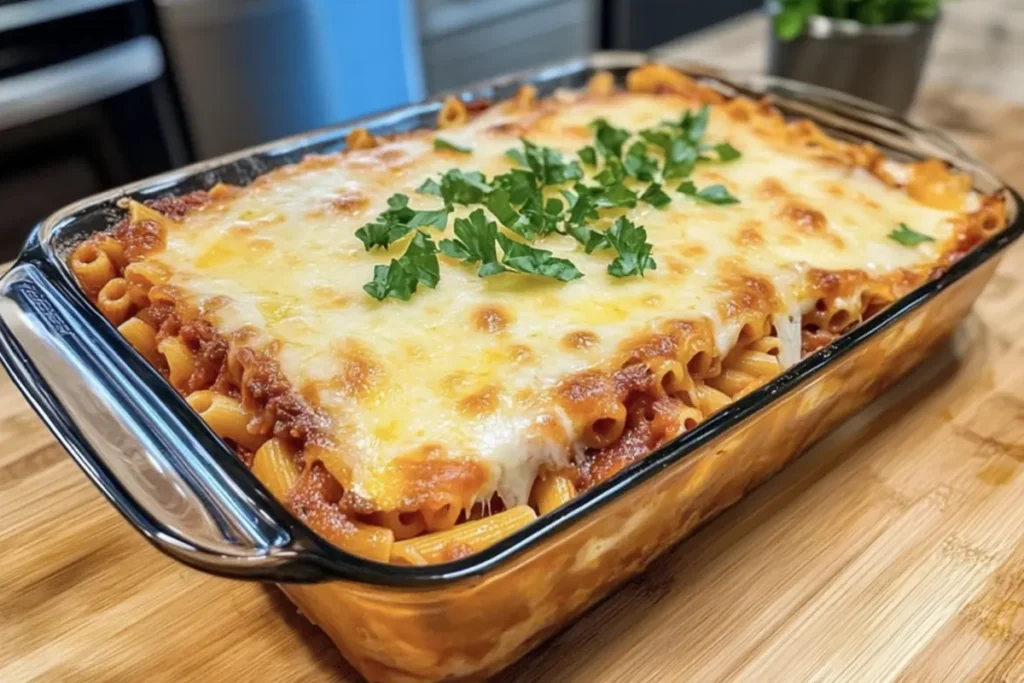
[3,86,1024,683]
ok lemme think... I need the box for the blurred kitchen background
[1,0,1020,260]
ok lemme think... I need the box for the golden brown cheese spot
[757,177,790,200]
[555,369,619,422]
[907,159,971,210]
[714,264,781,321]
[619,332,678,364]
[329,190,370,214]
[680,244,709,260]
[806,268,869,300]
[778,202,844,248]
[471,304,513,333]
[733,221,765,248]
[385,450,491,510]
[561,330,600,351]
[331,340,387,402]
[457,384,500,417]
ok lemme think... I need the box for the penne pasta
[158,336,195,390]
[337,523,394,563]
[251,438,299,499]
[531,471,577,515]
[66,61,1008,574]
[118,317,162,368]
[437,96,468,128]
[97,278,133,326]
[390,506,537,566]
[186,390,266,451]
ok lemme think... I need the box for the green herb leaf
[623,142,659,181]
[605,217,656,278]
[562,186,599,227]
[888,223,935,246]
[355,194,449,250]
[679,106,710,144]
[485,188,520,229]
[438,169,492,205]
[566,224,610,254]
[595,182,637,209]
[578,145,598,166]
[640,183,671,209]
[434,137,473,154]
[363,231,440,301]
[507,139,583,186]
[664,139,698,179]
[439,209,504,275]
[639,128,674,152]
[417,178,442,196]
[496,233,584,282]
[492,169,537,205]
[594,155,626,186]
[592,118,631,158]
[713,142,742,162]
[677,180,740,205]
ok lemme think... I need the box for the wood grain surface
[3,87,1024,683]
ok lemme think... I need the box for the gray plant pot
[768,13,938,115]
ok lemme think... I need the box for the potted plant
[767,0,944,114]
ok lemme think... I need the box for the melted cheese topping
[149,91,967,509]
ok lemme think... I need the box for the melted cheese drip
[153,92,964,508]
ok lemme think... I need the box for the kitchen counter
[4,13,1024,682]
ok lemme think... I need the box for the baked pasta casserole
[68,64,1007,565]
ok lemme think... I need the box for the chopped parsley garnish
[592,119,631,158]
[434,137,473,154]
[363,231,440,301]
[418,169,492,205]
[605,217,656,278]
[663,140,698,179]
[640,183,671,209]
[416,178,441,195]
[355,194,449,250]
[439,209,504,276]
[888,223,934,246]
[562,185,600,228]
[486,187,563,240]
[595,182,637,209]
[594,155,626,186]
[497,233,583,282]
[441,208,583,281]
[566,224,609,253]
[677,180,740,205]
[506,138,583,186]
[491,169,536,205]
[677,105,710,144]
[578,145,598,166]
[712,142,742,162]
[623,142,659,181]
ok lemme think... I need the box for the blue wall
[308,0,424,123]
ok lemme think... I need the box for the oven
[0,0,191,261]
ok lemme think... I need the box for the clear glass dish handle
[0,262,345,582]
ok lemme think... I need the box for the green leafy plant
[772,0,944,41]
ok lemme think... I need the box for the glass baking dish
[0,53,1020,682]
